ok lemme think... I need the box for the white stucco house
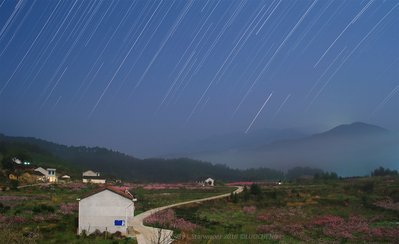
[78,187,136,235]
[82,170,100,177]
[204,178,215,186]
[82,170,106,184]
[34,167,58,182]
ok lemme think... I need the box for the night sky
[0,0,398,157]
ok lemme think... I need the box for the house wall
[78,190,134,235]
[48,175,57,182]
[82,178,106,184]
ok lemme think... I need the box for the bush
[32,204,55,214]
[0,203,10,213]
[389,190,399,203]
[361,182,374,193]
[0,225,41,243]
[371,167,398,177]
[10,180,18,190]
[250,184,262,195]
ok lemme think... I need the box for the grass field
[133,185,235,214]
[146,177,399,243]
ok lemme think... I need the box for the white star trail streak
[40,66,68,110]
[370,85,399,118]
[245,92,273,134]
[271,94,291,121]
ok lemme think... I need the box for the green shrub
[390,190,399,203]
[250,184,262,196]
[10,179,19,190]
[32,204,55,214]
[0,202,10,213]
[360,182,374,193]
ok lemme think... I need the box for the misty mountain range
[165,122,399,176]
[1,122,397,178]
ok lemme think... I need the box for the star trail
[0,0,398,157]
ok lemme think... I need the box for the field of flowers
[165,176,399,243]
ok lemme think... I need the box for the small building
[78,187,136,235]
[82,170,105,184]
[59,175,71,183]
[82,170,100,177]
[34,167,58,182]
[61,175,71,180]
[12,158,22,165]
[204,178,215,186]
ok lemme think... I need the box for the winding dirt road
[130,186,243,244]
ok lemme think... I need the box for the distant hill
[0,133,284,182]
[172,122,399,176]
[163,128,306,156]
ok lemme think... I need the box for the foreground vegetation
[0,182,234,243]
[147,176,399,243]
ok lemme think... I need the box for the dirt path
[130,186,243,244]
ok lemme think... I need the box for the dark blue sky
[0,0,398,157]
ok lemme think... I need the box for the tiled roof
[80,186,134,200]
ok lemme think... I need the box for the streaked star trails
[0,0,398,153]
[0,0,62,95]
[313,0,374,68]
[370,85,399,118]
[132,0,194,93]
[306,47,347,99]
[40,66,68,110]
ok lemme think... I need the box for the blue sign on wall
[114,220,125,226]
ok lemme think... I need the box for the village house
[78,187,136,235]
[59,175,71,183]
[82,170,106,184]
[204,177,215,186]
[34,167,58,182]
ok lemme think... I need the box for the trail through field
[130,186,243,244]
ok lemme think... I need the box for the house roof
[80,186,134,200]
[82,170,99,174]
[30,171,46,176]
